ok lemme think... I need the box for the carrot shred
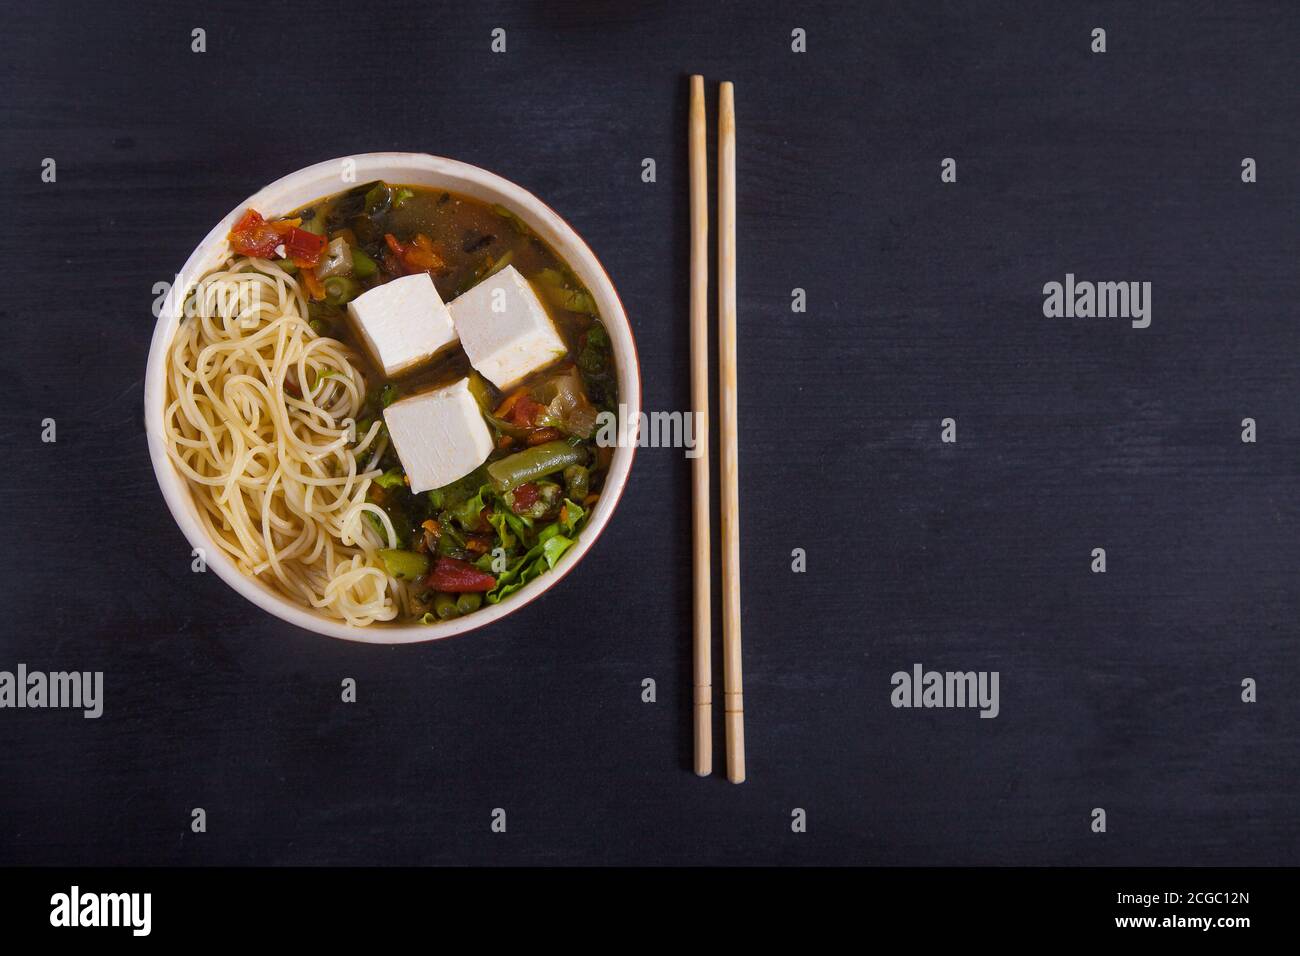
[494,387,529,419]
[301,268,326,301]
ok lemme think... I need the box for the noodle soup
[163,181,618,627]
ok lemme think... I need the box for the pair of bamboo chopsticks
[690,75,744,784]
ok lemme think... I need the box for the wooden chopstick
[717,81,745,784]
[688,75,712,778]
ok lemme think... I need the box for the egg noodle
[163,255,410,625]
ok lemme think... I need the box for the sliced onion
[315,237,354,280]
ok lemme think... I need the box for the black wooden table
[0,0,1296,866]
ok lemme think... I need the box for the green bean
[324,276,360,305]
[455,592,483,615]
[433,592,459,620]
[379,549,429,581]
[563,464,589,501]
[487,441,585,492]
[351,247,378,278]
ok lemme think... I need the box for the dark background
[0,0,1296,866]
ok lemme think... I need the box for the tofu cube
[382,378,493,494]
[347,273,458,378]
[448,265,568,390]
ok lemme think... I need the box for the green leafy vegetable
[559,497,586,533]
[484,497,589,604]
[363,510,396,548]
[450,487,489,532]
[541,533,575,569]
[492,204,533,236]
[364,182,392,215]
[533,268,597,314]
[427,465,488,511]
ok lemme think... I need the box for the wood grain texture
[688,74,712,779]
[0,0,1296,865]
[717,81,745,784]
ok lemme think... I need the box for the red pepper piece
[425,556,496,593]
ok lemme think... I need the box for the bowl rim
[143,152,640,644]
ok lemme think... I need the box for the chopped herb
[492,203,533,236]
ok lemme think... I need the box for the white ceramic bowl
[144,153,640,644]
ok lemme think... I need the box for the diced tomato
[228,209,282,258]
[509,395,545,428]
[511,482,540,513]
[425,556,496,593]
[227,208,326,266]
[281,227,326,266]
